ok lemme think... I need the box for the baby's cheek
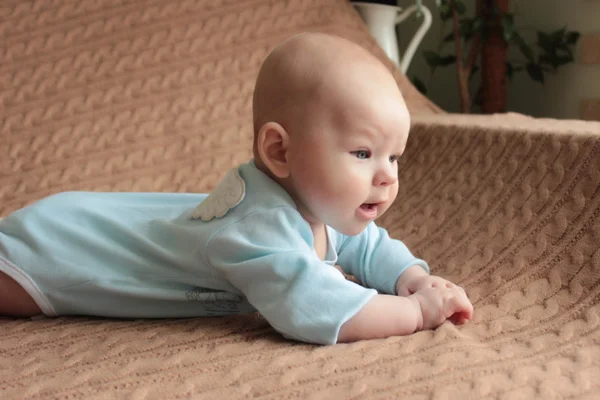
[382,182,399,202]
[314,172,349,199]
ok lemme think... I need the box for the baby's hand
[408,286,473,330]
[397,273,460,297]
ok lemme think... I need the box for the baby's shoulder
[192,162,297,223]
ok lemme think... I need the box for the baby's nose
[373,165,398,186]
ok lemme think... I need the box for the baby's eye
[389,155,400,163]
[352,150,371,159]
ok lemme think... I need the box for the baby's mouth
[357,202,379,219]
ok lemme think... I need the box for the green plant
[411,0,580,113]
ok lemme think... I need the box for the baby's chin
[330,221,371,236]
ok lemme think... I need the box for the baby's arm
[338,285,473,342]
[337,294,419,342]
[335,223,430,295]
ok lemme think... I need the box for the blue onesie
[0,160,428,345]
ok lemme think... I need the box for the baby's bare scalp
[252,33,398,139]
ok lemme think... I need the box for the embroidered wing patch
[190,168,246,221]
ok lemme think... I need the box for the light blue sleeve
[205,207,378,345]
[334,222,429,295]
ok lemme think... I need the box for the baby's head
[252,33,411,236]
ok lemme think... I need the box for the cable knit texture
[2,1,600,399]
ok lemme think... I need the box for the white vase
[353,2,432,74]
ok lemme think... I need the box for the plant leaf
[423,51,441,68]
[473,88,483,106]
[512,33,535,63]
[439,3,452,21]
[443,31,455,42]
[460,18,474,39]
[469,64,479,81]
[558,44,574,59]
[472,17,484,33]
[526,63,544,84]
[557,55,573,65]
[439,55,457,66]
[537,31,554,54]
[550,27,567,44]
[520,44,536,63]
[566,31,580,45]
[506,61,513,80]
[415,0,423,16]
[510,32,525,46]
[454,0,466,15]
[510,33,528,55]
[502,13,514,42]
[411,76,428,95]
[540,54,573,69]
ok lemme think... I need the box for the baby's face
[285,72,410,235]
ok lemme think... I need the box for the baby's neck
[311,223,328,261]
[253,158,328,259]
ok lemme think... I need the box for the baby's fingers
[446,289,474,321]
[449,310,472,325]
[456,292,473,321]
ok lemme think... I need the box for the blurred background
[355,0,600,120]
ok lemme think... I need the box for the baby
[0,33,473,345]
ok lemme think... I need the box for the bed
[2,1,600,398]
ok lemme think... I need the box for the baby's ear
[256,122,290,178]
